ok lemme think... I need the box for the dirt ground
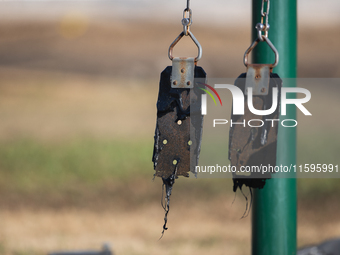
[0,20,339,255]
[1,194,340,255]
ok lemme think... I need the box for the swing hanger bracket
[168,8,202,63]
[168,0,202,88]
[243,36,279,69]
[243,0,278,68]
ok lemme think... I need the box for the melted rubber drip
[160,165,177,239]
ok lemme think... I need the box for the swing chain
[182,7,192,36]
[185,0,190,11]
[256,0,270,41]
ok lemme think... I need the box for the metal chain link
[261,0,270,18]
[185,0,190,11]
[256,0,270,41]
[182,0,192,36]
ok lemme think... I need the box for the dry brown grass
[0,67,157,141]
[0,196,251,255]
[1,195,340,255]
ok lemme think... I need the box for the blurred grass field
[0,73,340,255]
[1,135,340,205]
[0,19,339,255]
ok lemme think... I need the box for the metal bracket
[171,57,195,88]
[245,64,270,96]
[243,36,279,68]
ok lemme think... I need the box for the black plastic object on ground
[229,65,282,192]
[298,238,340,255]
[49,244,112,255]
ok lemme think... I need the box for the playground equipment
[229,0,281,193]
[251,1,297,254]
[152,0,206,235]
[153,0,297,254]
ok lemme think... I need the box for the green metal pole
[251,1,297,255]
